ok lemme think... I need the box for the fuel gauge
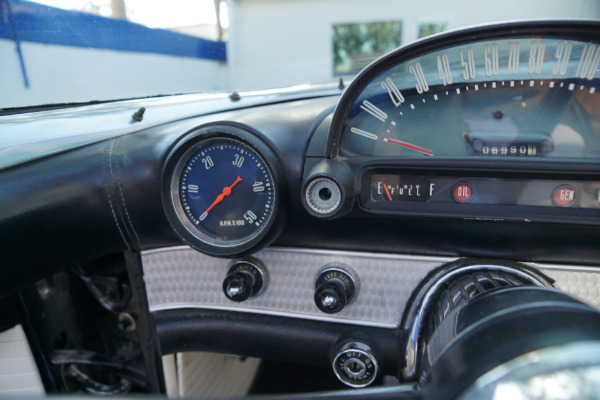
[371,174,435,203]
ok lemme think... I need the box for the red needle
[383,183,393,201]
[385,138,433,156]
[204,176,243,214]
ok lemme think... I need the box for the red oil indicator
[453,183,473,203]
[553,185,576,207]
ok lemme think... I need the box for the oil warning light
[453,183,473,203]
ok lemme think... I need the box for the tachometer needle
[384,138,433,156]
[383,183,393,201]
[202,176,243,217]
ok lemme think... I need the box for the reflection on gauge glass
[171,138,275,247]
[339,33,600,161]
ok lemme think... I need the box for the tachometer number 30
[233,153,245,168]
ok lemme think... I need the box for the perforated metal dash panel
[142,247,455,328]
[142,247,600,328]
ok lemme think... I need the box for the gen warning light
[553,186,576,207]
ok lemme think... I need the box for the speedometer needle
[384,138,433,156]
[203,176,243,215]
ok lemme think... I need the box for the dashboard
[1,20,600,399]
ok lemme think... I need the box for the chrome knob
[314,266,357,314]
[222,259,267,302]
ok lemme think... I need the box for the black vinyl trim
[154,308,400,377]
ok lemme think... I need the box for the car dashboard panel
[1,20,600,399]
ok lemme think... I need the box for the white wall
[0,39,228,109]
[3,0,599,109]
[227,0,600,91]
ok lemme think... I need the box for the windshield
[1,0,599,109]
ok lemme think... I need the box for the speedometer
[309,21,600,225]
[333,21,600,162]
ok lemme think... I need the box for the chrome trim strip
[142,245,457,264]
[150,304,398,329]
[529,262,600,272]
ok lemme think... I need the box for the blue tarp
[0,0,226,61]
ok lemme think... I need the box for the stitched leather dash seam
[113,138,143,249]
[103,139,131,251]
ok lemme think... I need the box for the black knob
[223,273,253,302]
[223,260,267,302]
[314,267,357,314]
[315,284,347,313]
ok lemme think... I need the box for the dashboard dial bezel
[327,20,600,159]
[161,123,286,257]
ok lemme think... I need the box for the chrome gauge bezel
[170,138,275,247]
[162,123,285,257]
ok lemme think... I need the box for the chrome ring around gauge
[304,177,342,216]
[162,124,283,257]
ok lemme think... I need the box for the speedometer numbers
[163,125,284,257]
[338,24,600,161]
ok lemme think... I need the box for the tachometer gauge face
[177,139,274,243]
[163,130,279,257]
[336,23,600,161]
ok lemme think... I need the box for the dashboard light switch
[223,259,268,302]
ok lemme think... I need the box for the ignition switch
[332,342,379,388]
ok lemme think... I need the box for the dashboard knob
[332,342,378,388]
[301,160,354,219]
[314,267,357,314]
[222,259,267,302]
[304,177,343,217]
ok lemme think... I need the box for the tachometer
[162,124,283,257]
[332,21,600,162]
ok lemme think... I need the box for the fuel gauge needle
[383,183,393,201]
[384,138,433,156]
